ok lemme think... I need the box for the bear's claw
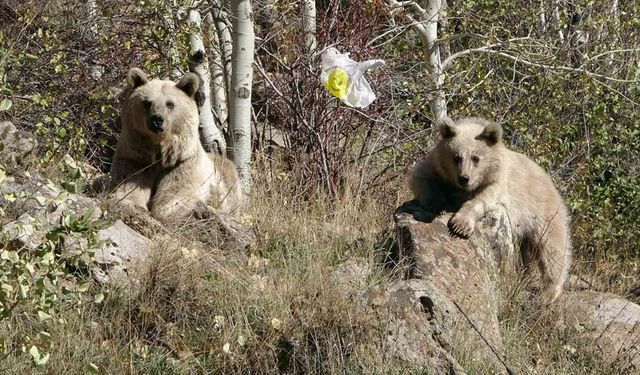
[448,213,475,239]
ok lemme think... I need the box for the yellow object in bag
[320,48,384,108]
[323,69,349,99]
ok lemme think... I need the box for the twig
[452,299,517,375]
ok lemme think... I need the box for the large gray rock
[363,279,467,374]
[392,199,640,373]
[557,291,640,372]
[94,219,152,286]
[394,200,516,370]
[0,121,37,174]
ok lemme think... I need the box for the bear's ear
[127,68,149,89]
[476,121,503,146]
[177,73,201,98]
[436,117,457,138]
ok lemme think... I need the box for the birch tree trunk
[302,0,317,53]
[386,0,447,124]
[228,0,255,193]
[85,0,103,81]
[539,0,547,33]
[209,0,234,94]
[415,0,446,124]
[552,0,565,43]
[188,10,227,155]
[205,12,229,134]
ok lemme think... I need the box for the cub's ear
[436,117,457,138]
[127,68,149,89]
[477,121,503,146]
[177,73,201,98]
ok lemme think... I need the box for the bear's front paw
[448,213,476,239]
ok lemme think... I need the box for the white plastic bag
[320,47,385,108]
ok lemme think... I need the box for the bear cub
[409,117,572,304]
[109,68,241,221]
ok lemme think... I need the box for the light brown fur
[409,117,572,304]
[109,68,242,222]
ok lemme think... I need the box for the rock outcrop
[392,199,516,372]
[382,199,640,373]
[557,291,640,372]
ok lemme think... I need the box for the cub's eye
[142,100,152,109]
[471,155,480,164]
[166,101,175,110]
[453,155,462,164]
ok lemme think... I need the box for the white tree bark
[205,12,229,133]
[188,9,227,155]
[422,0,446,124]
[386,0,447,125]
[210,0,233,93]
[86,0,103,81]
[302,0,317,53]
[539,0,547,33]
[228,0,255,193]
[552,0,565,43]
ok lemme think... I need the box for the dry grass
[0,161,637,374]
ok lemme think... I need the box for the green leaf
[34,195,48,206]
[29,345,50,366]
[28,345,39,360]
[87,362,100,373]
[0,99,11,111]
[19,283,29,299]
[93,293,104,304]
[37,311,53,322]
[36,352,50,366]
[1,251,19,263]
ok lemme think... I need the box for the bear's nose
[149,114,164,133]
[459,175,470,186]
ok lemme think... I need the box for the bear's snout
[458,175,470,187]
[148,114,165,133]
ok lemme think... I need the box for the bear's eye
[453,155,462,164]
[166,101,175,110]
[471,155,480,164]
[142,100,152,109]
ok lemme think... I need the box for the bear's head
[435,117,503,191]
[122,68,201,143]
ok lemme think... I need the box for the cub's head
[122,68,200,141]
[435,117,503,191]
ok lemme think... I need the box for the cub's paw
[539,284,563,305]
[448,212,475,239]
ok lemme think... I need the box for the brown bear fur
[409,117,572,304]
[109,68,241,222]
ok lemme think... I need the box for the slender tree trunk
[188,9,227,155]
[86,0,103,81]
[386,0,447,124]
[205,12,229,134]
[210,0,233,94]
[539,0,547,33]
[417,0,446,124]
[301,0,317,53]
[228,0,255,193]
[439,0,450,62]
[552,0,565,43]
